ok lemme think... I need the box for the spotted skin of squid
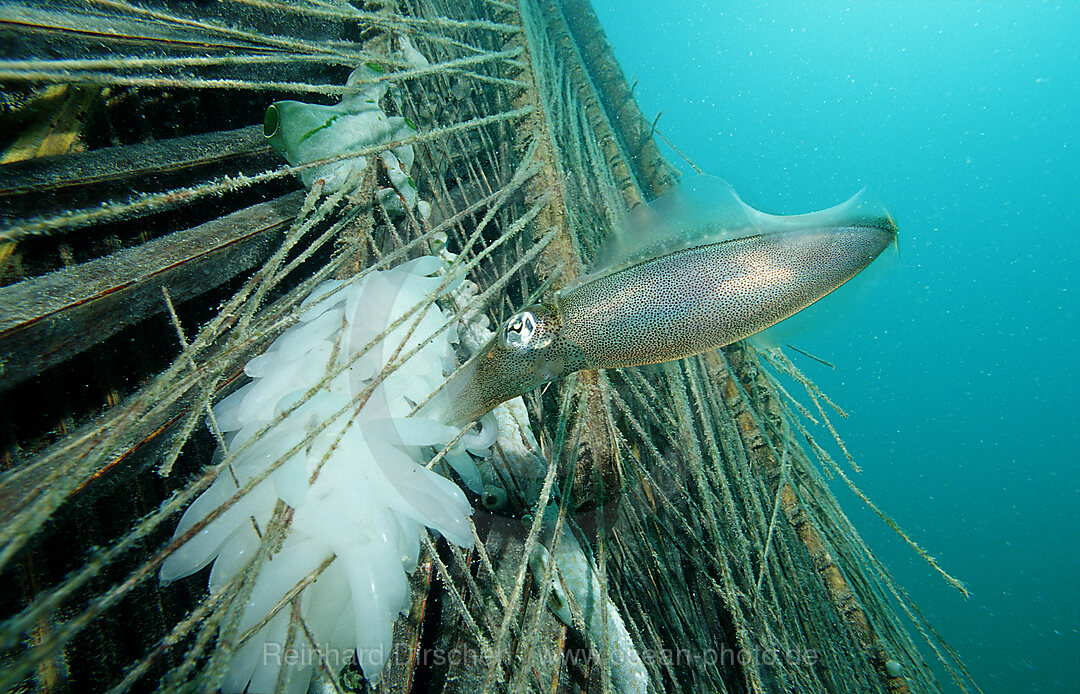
[443,212,897,426]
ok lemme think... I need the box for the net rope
[0,0,976,692]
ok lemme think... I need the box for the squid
[442,177,897,425]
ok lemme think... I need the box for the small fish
[443,177,896,425]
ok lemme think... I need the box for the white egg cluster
[529,519,649,694]
[266,39,433,218]
[161,256,495,692]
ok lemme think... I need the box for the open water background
[591,2,1079,692]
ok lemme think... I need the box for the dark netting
[0,1,976,692]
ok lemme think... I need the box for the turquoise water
[592,1,1079,692]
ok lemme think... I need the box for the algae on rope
[0,1,975,693]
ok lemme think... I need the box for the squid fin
[575,175,896,290]
[750,226,900,349]
[579,176,752,284]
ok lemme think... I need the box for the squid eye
[503,311,538,349]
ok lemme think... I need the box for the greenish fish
[443,177,897,425]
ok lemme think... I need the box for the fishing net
[0,0,978,692]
